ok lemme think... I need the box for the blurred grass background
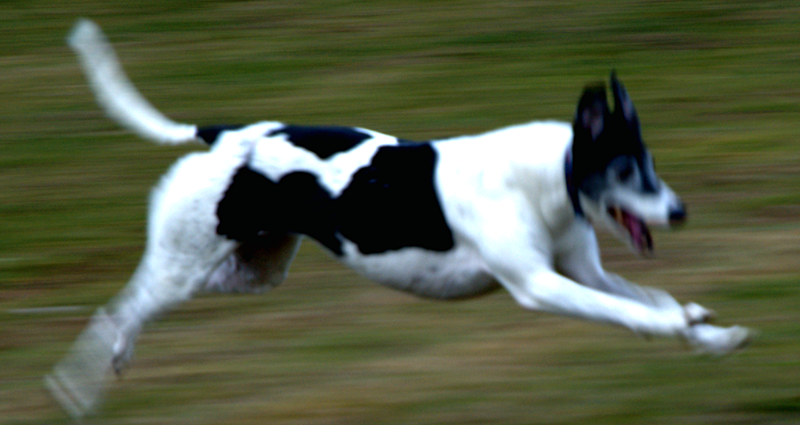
[2,1,800,423]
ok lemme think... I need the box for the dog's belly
[338,240,498,299]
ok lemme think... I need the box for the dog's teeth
[613,207,623,223]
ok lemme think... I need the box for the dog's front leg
[500,263,689,337]
[554,221,715,322]
[477,230,751,354]
[549,220,752,352]
[500,266,749,353]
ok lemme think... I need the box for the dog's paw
[684,302,716,325]
[45,307,120,420]
[682,323,753,356]
[112,338,134,377]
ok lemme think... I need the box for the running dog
[47,19,751,419]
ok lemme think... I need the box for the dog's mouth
[607,206,653,254]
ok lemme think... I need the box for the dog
[47,19,751,420]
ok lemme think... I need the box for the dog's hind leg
[46,152,241,420]
[46,238,237,420]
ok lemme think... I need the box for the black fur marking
[216,144,455,256]
[197,125,243,145]
[571,75,656,203]
[336,144,454,254]
[268,125,372,159]
[216,168,341,254]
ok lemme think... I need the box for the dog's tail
[68,19,200,145]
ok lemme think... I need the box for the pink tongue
[627,215,642,247]
[624,213,649,252]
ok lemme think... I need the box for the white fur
[68,19,198,145]
[47,19,752,421]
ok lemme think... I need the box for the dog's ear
[611,72,640,133]
[574,83,609,142]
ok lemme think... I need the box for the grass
[2,0,800,424]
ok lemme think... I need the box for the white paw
[112,333,134,376]
[683,323,753,356]
[684,302,716,325]
[45,307,119,420]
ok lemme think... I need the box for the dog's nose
[669,202,687,226]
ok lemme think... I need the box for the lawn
[2,1,799,424]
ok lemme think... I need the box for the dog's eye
[617,161,634,182]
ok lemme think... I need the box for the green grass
[2,1,800,424]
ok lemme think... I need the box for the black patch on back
[216,143,454,256]
[336,144,454,254]
[216,168,341,253]
[268,125,372,159]
[197,125,243,145]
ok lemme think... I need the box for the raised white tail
[68,19,199,145]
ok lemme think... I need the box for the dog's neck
[564,148,583,217]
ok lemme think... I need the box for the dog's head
[570,73,686,255]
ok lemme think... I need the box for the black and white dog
[47,19,751,419]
